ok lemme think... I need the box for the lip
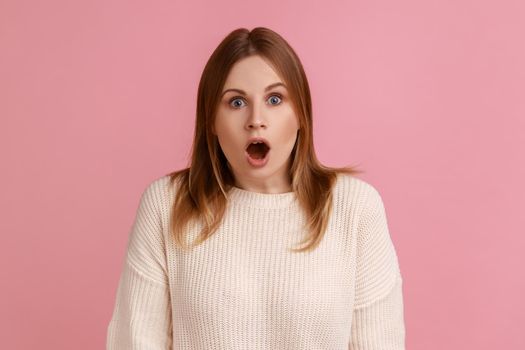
[245,136,271,150]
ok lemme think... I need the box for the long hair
[166,27,363,253]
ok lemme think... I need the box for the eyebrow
[221,82,287,97]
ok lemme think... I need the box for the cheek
[281,104,300,130]
[272,116,299,154]
[215,108,244,133]
[281,111,300,138]
[217,131,235,153]
[214,119,241,156]
[214,114,233,140]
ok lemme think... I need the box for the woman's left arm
[349,184,406,349]
[349,274,405,349]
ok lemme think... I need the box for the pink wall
[1,0,524,348]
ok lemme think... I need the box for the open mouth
[246,141,270,160]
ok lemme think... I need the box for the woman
[107,27,406,349]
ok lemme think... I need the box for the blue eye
[230,98,246,108]
[230,97,243,108]
[268,95,282,105]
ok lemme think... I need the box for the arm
[349,185,406,349]
[106,180,173,349]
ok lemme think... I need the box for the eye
[229,97,246,109]
[267,94,282,105]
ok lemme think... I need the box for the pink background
[1,0,524,349]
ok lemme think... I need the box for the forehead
[223,55,284,90]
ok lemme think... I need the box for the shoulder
[331,173,390,235]
[137,173,180,215]
[333,172,385,212]
[144,172,181,197]
[146,173,171,192]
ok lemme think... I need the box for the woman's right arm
[106,180,173,349]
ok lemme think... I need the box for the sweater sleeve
[349,185,406,349]
[106,180,173,349]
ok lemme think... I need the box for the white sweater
[106,173,406,349]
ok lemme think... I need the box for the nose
[247,120,266,129]
[245,103,267,130]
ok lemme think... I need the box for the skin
[213,55,300,194]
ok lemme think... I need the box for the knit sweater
[106,173,406,349]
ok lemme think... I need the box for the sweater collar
[227,185,297,209]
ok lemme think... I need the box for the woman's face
[213,55,300,193]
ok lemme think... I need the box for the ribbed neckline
[227,185,297,209]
